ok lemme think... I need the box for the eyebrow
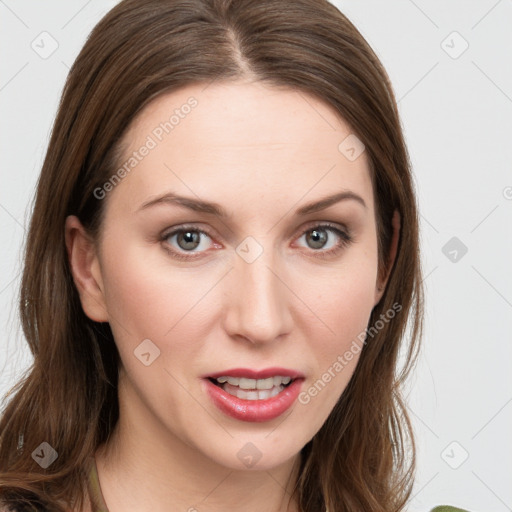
[138,190,366,217]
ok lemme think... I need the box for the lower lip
[203,378,303,422]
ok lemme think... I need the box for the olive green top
[430,508,471,512]
[86,456,471,512]
[87,457,109,512]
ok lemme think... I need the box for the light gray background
[1,1,511,511]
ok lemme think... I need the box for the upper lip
[204,367,305,380]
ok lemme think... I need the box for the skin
[65,79,399,512]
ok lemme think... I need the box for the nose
[222,245,293,346]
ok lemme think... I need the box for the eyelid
[298,220,350,236]
[160,223,213,240]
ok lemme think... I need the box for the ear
[374,209,400,306]
[64,215,108,322]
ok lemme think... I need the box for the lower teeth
[221,382,285,400]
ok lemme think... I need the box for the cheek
[295,264,378,423]
[99,239,191,344]
[307,270,376,370]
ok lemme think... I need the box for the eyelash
[159,223,353,261]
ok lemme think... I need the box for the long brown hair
[0,1,423,511]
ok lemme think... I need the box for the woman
[0,0,469,511]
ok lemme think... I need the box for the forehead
[108,80,374,218]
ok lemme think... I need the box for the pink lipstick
[202,367,304,422]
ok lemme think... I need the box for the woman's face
[69,80,390,471]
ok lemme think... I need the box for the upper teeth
[215,376,292,389]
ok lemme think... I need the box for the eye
[295,223,353,259]
[160,225,216,261]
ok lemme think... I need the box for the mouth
[201,367,304,422]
